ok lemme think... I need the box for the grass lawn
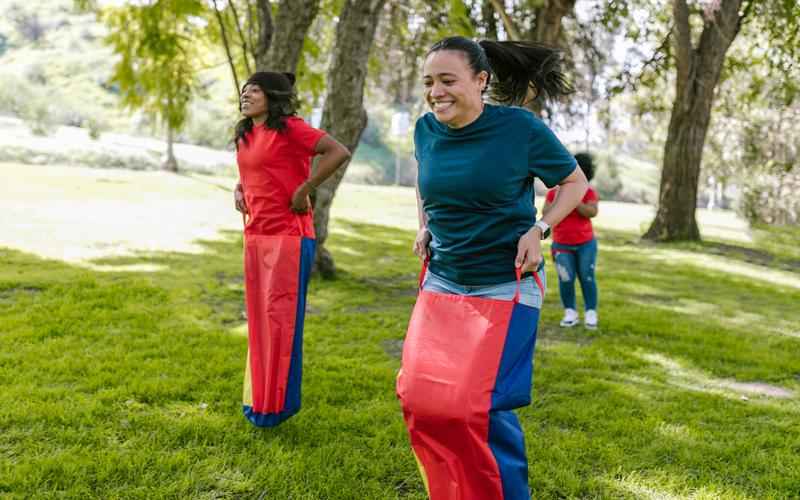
[2,168,800,498]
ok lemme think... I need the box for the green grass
[2,218,799,499]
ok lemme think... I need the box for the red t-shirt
[545,186,598,245]
[237,117,326,237]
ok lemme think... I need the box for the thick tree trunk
[311,0,386,277]
[253,0,272,71]
[644,100,710,240]
[644,0,744,241]
[255,0,320,73]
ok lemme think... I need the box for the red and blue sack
[241,214,315,427]
[397,264,543,500]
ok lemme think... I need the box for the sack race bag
[242,214,315,427]
[397,264,543,500]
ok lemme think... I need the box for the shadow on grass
[1,219,799,498]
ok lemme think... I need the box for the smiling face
[240,83,268,122]
[423,50,487,129]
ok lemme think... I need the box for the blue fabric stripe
[244,237,316,428]
[488,302,539,499]
[488,410,529,500]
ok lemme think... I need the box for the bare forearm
[539,168,588,227]
[308,149,350,189]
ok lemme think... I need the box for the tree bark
[643,0,744,241]
[255,0,320,73]
[533,0,575,47]
[311,0,386,277]
[253,0,272,71]
[164,125,178,172]
[488,0,521,39]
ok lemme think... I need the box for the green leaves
[103,0,206,133]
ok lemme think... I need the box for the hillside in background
[0,0,660,200]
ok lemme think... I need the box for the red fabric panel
[398,290,515,500]
[244,234,301,413]
[546,186,598,245]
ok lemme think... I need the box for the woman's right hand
[234,183,248,214]
[413,227,431,260]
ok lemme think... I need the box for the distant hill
[0,0,236,149]
[0,0,661,199]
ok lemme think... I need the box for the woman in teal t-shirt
[404,36,588,499]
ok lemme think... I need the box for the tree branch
[228,0,253,75]
[736,0,755,34]
[673,0,693,83]
[246,1,257,62]
[488,0,522,40]
[211,0,240,97]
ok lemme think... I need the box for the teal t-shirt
[416,104,576,286]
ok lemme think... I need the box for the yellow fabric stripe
[413,449,430,496]
[242,348,253,406]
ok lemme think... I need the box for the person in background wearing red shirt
[543,152,599,329]
[232,71,350,427]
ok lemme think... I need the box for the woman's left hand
[290,183,312,213]
[515,227,543,274]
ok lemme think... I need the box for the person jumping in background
[543,152,600,329]
[233,71,350,426]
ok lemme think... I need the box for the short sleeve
[584,187,599,203]
[545,188,557,203]
[285,117,326,155]
[527,117,577,188]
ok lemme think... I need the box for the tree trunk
[643,0,744,241]
[255,0,320,73]
[311,0,386,278]
[253,0,272,71]
[533,0,575,46]
[164,125,178,172]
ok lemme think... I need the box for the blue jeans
[422,266,546,309]
[551,238,598,311]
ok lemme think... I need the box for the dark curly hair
[574,152,595,181]
[234,71,299,150]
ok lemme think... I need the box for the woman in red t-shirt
[543,152,600,329]
[232,72,350,427]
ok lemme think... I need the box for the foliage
[592,154,624,201]
[102,1,207,138]
[702,7,800,224]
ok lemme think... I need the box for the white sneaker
[585,310,598,329]
[560,308,579,327]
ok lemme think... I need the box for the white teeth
[433,101,453,112]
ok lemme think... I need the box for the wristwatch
[533,220,551,239]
